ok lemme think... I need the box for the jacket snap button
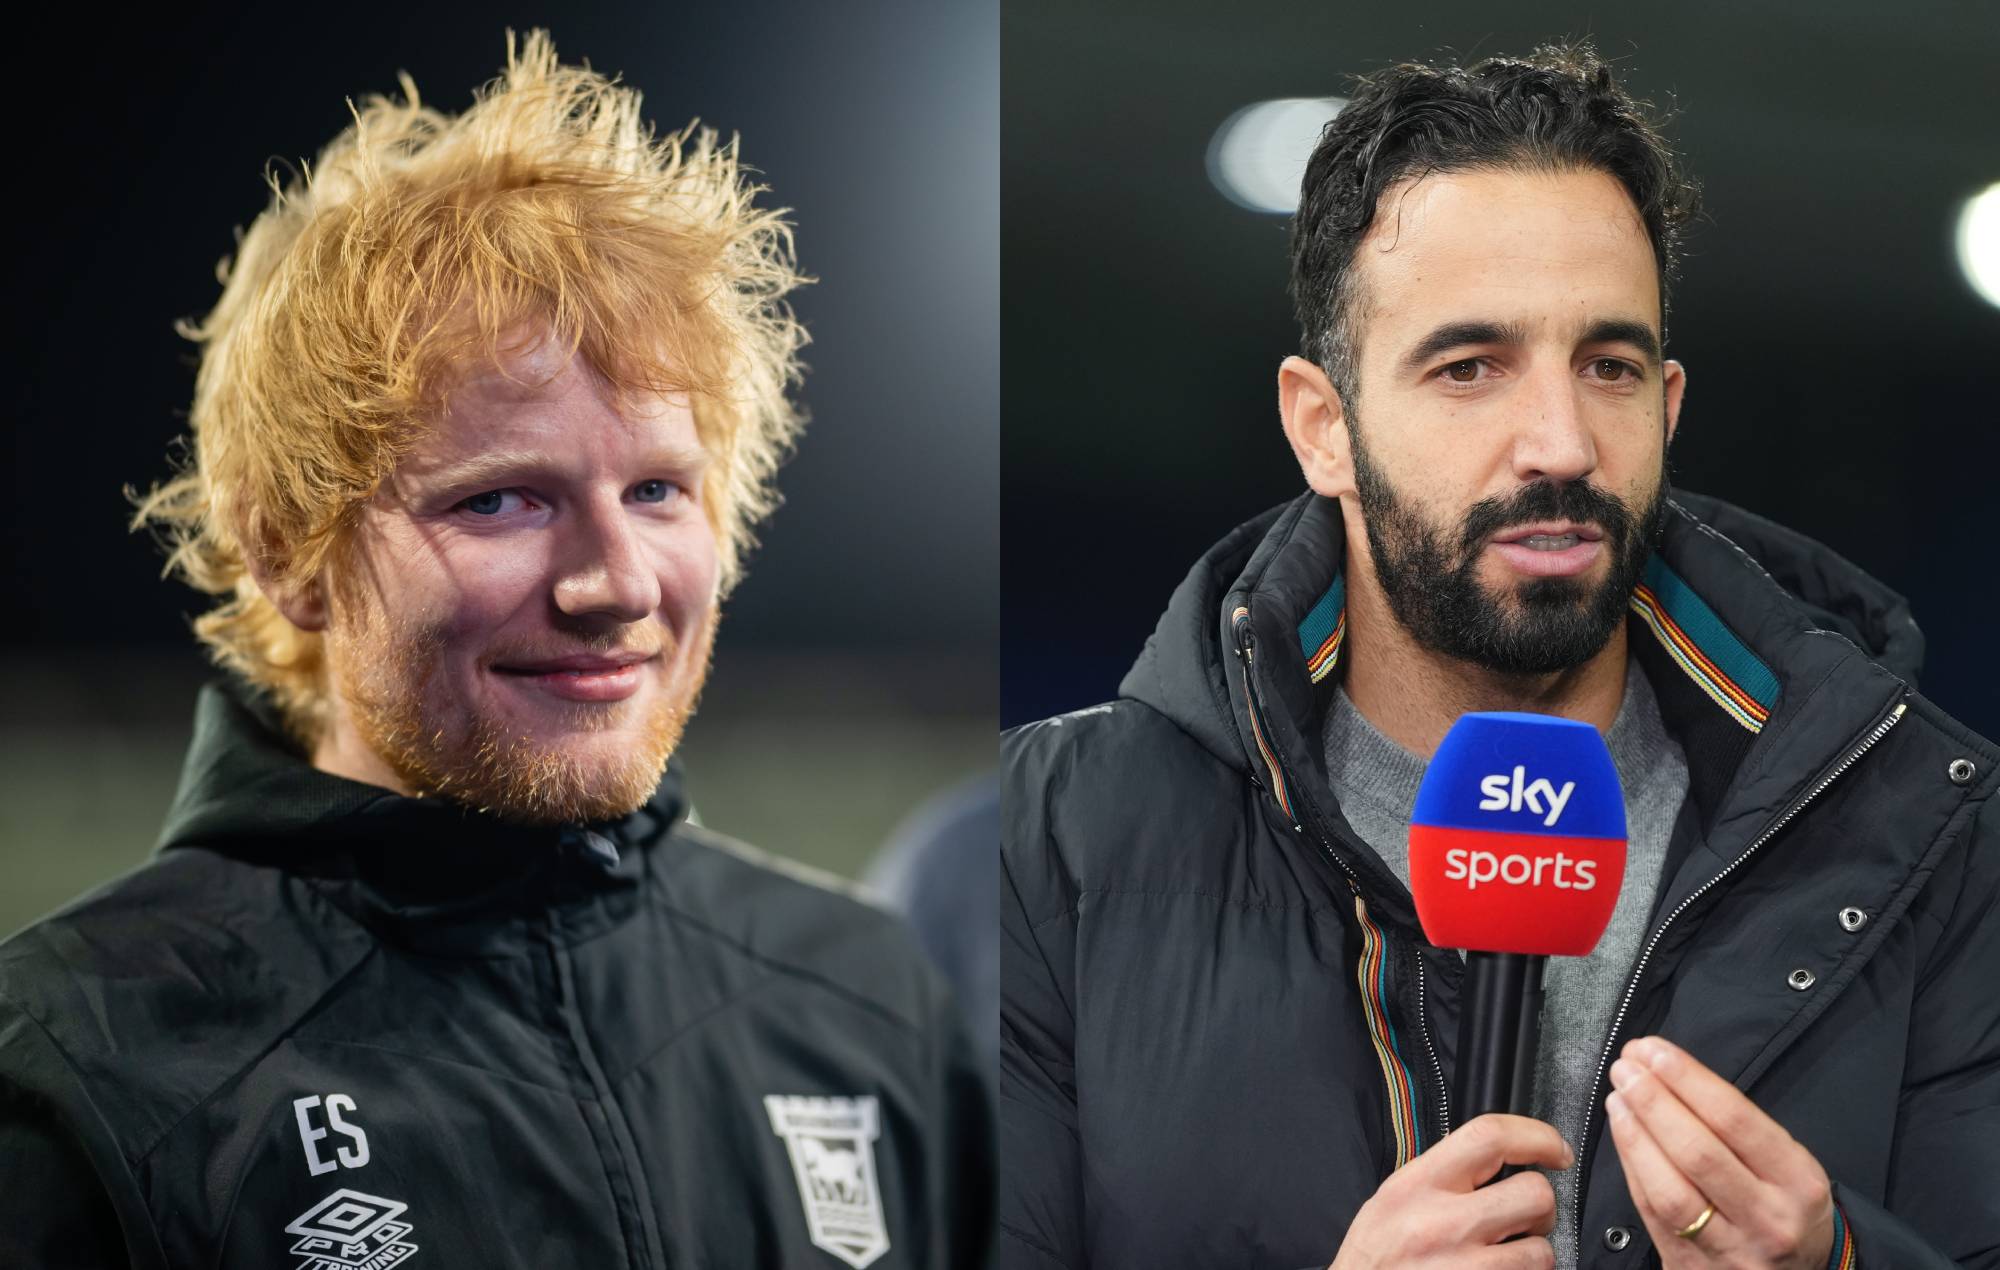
[1788,967,1816,990]
[1838,906,1868,932]
[1948,758,1977,785]
[1603,1225,1634,1251]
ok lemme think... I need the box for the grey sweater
[1322,656,1689,1266]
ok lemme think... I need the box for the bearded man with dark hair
[1001,43,1997,1270]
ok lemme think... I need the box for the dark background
[3,1,997,932]
[1003,0,2000,732]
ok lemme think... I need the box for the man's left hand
[1605,1035,1837,1268]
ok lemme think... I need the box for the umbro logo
[285,1189,419,1270]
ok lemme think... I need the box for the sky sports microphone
[1409,713,1627,1143]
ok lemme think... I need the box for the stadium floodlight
[1206,96,1348,215]
[1955,182,2000,310]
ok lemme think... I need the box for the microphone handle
[1451,950,1546,1182]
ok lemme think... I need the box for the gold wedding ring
[1675,1203,1716,1240]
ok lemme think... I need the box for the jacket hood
[1119,487,1924,777]
[1666,490,1922,680]
[154,674,690,947]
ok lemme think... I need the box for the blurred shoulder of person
[868,771,1001,1089]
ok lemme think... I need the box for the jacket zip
[1417,956,1452,1138]
[1569,698,1907,1261]
[546,912,666,1270]
[1234,612,1450,1159]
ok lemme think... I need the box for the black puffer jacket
[1001,490,1999,1269]
[0,676,994,1269]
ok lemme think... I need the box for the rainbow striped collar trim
[1297,576,1347,684]
[1292,556,1779,733]
[1629,555,1779,733]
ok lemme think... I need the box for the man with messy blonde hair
[0,32,992,1269]
[133,28,806,822]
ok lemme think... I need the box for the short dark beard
[1348,417,1666,676]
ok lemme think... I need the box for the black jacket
[1001,491,2000,1269]
[0,676,994,1269]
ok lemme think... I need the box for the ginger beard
[322,579,716,826]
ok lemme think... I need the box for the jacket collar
[154,674,688,953]
[1121,489,1919,930]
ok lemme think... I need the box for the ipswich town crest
[765,1094,891,1268]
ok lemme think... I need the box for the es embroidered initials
[285,1095,419,1269]
[294,1094,370,1176]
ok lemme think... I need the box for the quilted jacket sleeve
[998,722,1086,1269]
[1837,792,2000,1267]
